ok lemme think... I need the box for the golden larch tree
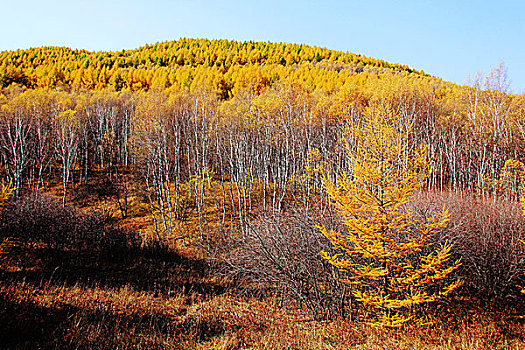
[0,180,13,212]
[319,104,462,327]
[0,180,14,256]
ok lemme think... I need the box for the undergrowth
[0,187,524,349]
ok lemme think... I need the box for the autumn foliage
[319,105,462,327]
[0,180,13,210]
[0,39,524,347]
[0,180,13,255]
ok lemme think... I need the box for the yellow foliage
[0,180,14,212]
[319,104,462,327]
[485,159,525,200]
[0,180,14,255]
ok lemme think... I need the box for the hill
[0,38,425,94]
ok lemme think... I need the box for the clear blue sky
[1,0,524,92]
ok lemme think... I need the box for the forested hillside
[1,39,524,348]
[0,42,521,198]
[0,38,422,93]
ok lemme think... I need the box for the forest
[0,39,525,348]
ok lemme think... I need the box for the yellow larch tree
[0,180,13,213]
[0,180,14,256]
[319,104,462,327]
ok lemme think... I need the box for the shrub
[412,190,525,307]
[223,208,348,320]
[0,193,138,264]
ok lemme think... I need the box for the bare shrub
[222,208,349,320]
[412,190,525,307]
[0,193,138,264]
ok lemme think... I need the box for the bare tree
[53,108,79,205]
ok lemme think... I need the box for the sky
[0,0,524,92]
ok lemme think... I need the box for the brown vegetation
[0,40,524,348]
[2,181,524,348]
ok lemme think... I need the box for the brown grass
[1,280,524,349]
[1,184,525,349]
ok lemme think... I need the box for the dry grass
[1,280,524,349]
[1,185,525,348]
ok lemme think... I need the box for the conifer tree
[319,104,462,327]
[0,180,13,212]
[0,180,14,255]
